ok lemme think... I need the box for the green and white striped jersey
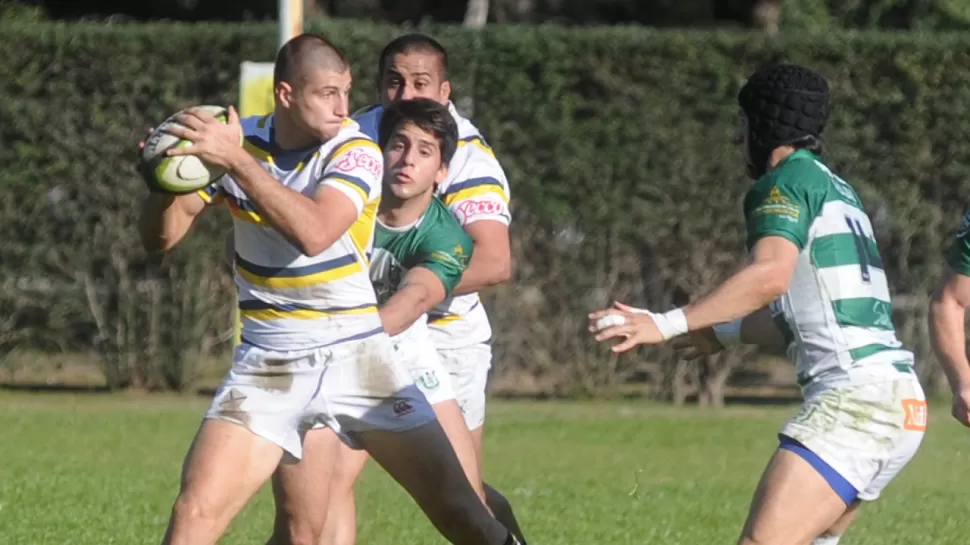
[946,211,970,277]
[744,149,914,396]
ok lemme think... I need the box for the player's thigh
[782,379,925,503]
[207,342,329,460]
[175,418,284,527]
[271,426,343,539]
[313,335,475,503]
[184,342,325,510]
[439,343,492,432]
[739,447,848,545]
[857,379,927,502]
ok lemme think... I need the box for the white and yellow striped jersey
[428,102,511,348]
[198,114,384,351]
[353,101,511,348]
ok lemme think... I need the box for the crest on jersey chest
[369,248,404,305]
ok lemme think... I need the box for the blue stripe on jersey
[325,172,372,195]
[441,176,503,196]
[235,253,357,278]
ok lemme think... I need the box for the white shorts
[205,333,437,459]
[392,334,455,406]
[778,377,927,503]
[437,343,492,430]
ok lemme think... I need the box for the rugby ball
[139,105,232,194]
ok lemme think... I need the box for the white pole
[278,0,304,50]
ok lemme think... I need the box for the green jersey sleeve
[947,211,970,277]
[743,156,824,251]
[406,218,474,297]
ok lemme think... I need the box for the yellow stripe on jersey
[226,194,266,225]
[429,313,462,325]
[239,301,378,321]
[196,183,225,205]
[458,136,496,158]
[441,177,510,206]
[243,138,273,165]
[348,197,380,262]
[235,253,364,289]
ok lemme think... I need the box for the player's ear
[276,82,294,109]
[434,161,449,184]
[440,80,451,103]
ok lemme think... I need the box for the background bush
[2,21,967,403]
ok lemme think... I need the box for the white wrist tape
[712,319,743,346]
[615,305,689,340]
[654,308,689,340]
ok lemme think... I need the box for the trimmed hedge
[2,21,968,398]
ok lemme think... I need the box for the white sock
[812,534,841,545]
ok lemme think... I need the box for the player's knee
[171,492,220,526]
[268,519,320,545]
[269,501,325,545]
[432,489,497,539]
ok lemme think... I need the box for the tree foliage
[2,21,966,401]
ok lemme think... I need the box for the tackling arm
[380,268,448,336]
[451,220,511,295]
[929,266,970,392]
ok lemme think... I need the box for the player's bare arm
[451,220,511,296]
[929,265,970,426]
[166,106,359,257]
[674,304,788,360]
[590,235,798,353]
[380,267,447,336]
[138,191,209,253]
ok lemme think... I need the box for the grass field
[0,392,966,545]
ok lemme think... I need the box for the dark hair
[274,33,349,89]
[378,33,449,80]
[789,134,824,157]
[378,98,458,165]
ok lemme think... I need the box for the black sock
[503,531,520,545]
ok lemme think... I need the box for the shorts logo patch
[901,398,927,431]
[393,400,415,417]
[417,371,440,391]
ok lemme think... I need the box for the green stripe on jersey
[812,233,883,270]
[833,298,894,330]
[848,343,899,361]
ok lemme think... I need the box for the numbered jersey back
[743,149,914,394]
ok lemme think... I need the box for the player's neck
[272,110,322,150]
[379,192,433,227]
[767,146,796,170]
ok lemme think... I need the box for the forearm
[138,193,192,252]
[452,250,511,296]
[929,298,970,391]
[379,284,437,336]
[684,262,786,331]
[228,154,332,256]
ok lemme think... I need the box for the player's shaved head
[274,33,349,89]
[379,33,449,79]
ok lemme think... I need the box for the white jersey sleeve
[318,138,384,214]
[439,138,511,227]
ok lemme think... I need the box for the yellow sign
[239,61,275,118]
